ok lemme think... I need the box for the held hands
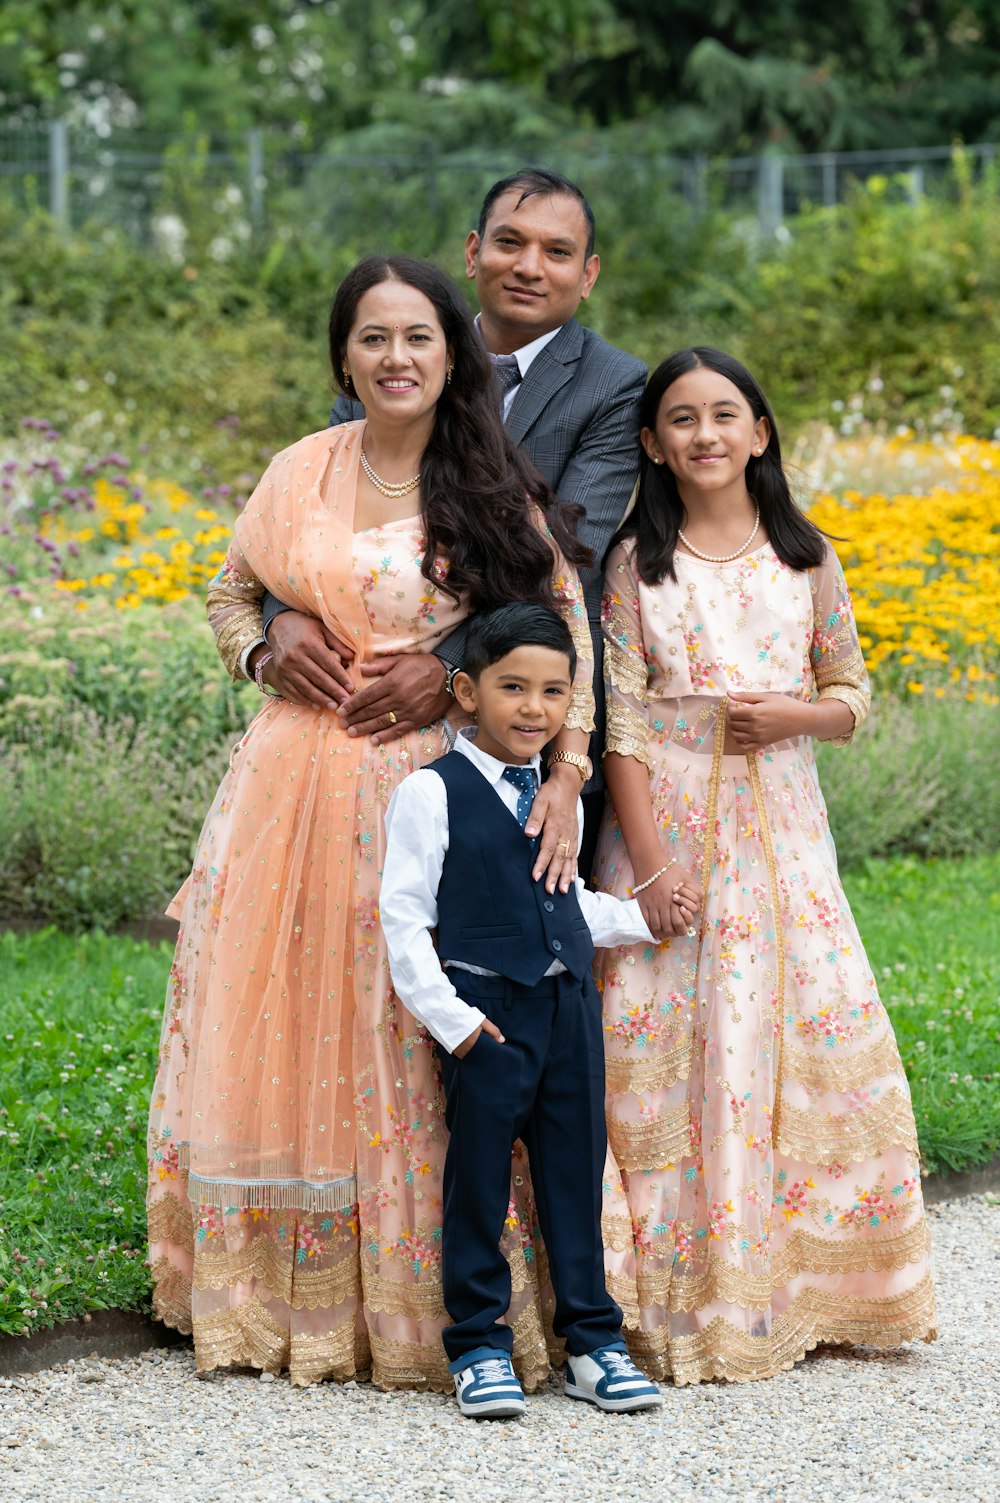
[635,864,703,943]
[726,692,811,752]
[526,764,579,895]
[452,1016,506,1059]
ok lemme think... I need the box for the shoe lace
[601,1351,641,1379]
[474,1357,513,1383]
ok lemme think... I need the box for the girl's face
[642,367,770,496]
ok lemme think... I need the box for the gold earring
[446,363,454,386]
[342,366,352,391]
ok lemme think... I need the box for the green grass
[843,852,1000,1176]
[0,930,169,1338]
[0,853,998,1339]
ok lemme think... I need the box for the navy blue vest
[431,750,595,987]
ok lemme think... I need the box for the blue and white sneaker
[454,1352,526,1419]
[566,1347,664,1413]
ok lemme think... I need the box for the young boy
[381,602,700,1419]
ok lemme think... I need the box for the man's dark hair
[477,169,597,260]
[463,602,577,682]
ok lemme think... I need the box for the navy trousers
[437,966,623,1369]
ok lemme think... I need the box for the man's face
[465,189,600,349]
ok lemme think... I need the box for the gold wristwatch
[547,750,593,784]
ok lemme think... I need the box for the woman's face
[642,366,769,496]
[342,280,450,426]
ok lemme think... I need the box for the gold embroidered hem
[149,1257,193,1335]
[192,1233,360,1311]
[776,1087,919,1165]
[605,1033,693,1094]
[782,1033,903,1092]
[628,1215,933,1312]
[628,1273,936,1386]
[608,1100,691,1172]
[604,700,652,767]
[147,1190,195,1254]
[605,636,649,700]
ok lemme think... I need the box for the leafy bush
[818,698,1000,871]
[0,710,228,930]
[0,589,254,758]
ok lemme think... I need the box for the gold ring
[387,710,397,725]
[558,841,572,853]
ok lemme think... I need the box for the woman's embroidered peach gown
[146,424,594,1387]
[593,538,936,1384]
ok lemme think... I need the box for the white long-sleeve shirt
[381,730,655,1053]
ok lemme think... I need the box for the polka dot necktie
[490,352,522,403]
[502,765,537,829]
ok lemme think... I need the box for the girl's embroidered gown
[146,423,594,1387]
[593,538,936,1384]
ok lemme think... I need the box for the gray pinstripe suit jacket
[262,318,646,783]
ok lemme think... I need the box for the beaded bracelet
[630,859,676,896]
[254,649,278,695]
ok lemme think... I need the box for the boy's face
[453,644,573,764]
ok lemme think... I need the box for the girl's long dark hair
[610,347,827,584]
[329,255,589,611]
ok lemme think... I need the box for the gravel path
[0,1194,996,1503]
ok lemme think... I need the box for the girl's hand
[726,692,810,751]
[636,867,700,940]
[668,874,702,936]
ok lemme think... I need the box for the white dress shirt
[475,315,565,418]
[381,730,654,1053]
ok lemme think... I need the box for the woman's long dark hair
[610,347,827,584]
[329,255,590,612]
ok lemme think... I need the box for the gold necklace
[360,446,421,497]
[678,503,760,563]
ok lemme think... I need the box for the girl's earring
[342,367,353,392]
[446,363,454,387]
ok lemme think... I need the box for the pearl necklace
[677,503,760,563]
[360,446,421,497]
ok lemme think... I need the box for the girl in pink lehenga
[146,257,595,1388]
[594,348,936,1384]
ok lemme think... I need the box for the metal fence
[1,123,997,241]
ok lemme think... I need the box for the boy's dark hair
[609,346,828,584]
[463,602,577,682]
[477,169,597,260]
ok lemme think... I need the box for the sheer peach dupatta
[147,426,458,1385]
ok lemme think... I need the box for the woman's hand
[265,610,355,707]
[527,765,580,895]
[726,692,811,752]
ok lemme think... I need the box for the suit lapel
[506,320,584,444]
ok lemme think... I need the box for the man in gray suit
[257,169,646,874]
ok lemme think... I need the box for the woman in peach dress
[146,256,594,1388]
[594,349,936,1384]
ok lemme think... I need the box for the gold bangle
[547,750,592,783]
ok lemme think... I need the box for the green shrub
[0,710,229,930]
[0,590,255,759]
[819,696,1000,870]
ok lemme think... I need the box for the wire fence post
[247,129,264,231]
[821,151,837,207]
[757,154,783,235]
[48,120,70,233]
